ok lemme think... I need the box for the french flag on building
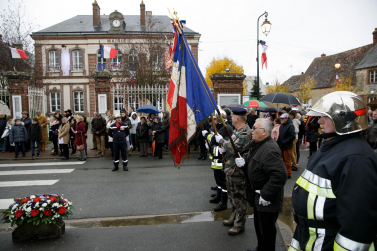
[10,47,28,59]
[260,41,268,69]
[168,29,217,167]
[336,74,340,84]
[100,45,118,59]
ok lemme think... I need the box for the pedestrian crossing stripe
[0,180,59,187]
[0,161,85,168]
[0,169,75,176]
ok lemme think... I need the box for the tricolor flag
[10,47,28,59]
[99,45,118,59]
[168,29,217,167]
[336,74,340,84]
[166,20,180,111]
[260,41,268,69]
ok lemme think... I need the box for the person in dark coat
[0,113,7,152]
[163,111,170,152]
[276,113,295,179]
[49,117,60,156]
[69,118,77,155]
[151,116,164,159]
[236,118,287,251]
[246,109,259,129]
[306,116,320,157]
[21,111,32,151]
[137,117,149,157]
[93,114,107,156]
[196,118,211,160]
[9,118,28,159]
[29,118,42,159]
[74,116,86,161]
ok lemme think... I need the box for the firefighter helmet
[211,106,227,123]
[306,91,368,135]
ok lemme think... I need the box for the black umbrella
[260,92,301,106]
[255,107,280,113]
[226,104,248,111]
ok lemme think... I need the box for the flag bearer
[108,114,130,171]
[205,108,252,235]
[288,91,377,251]
[204,109,233,212]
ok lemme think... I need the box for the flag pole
[180,36,241,159]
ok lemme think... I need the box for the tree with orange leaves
[205,57,244,88]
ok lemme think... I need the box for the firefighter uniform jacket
[288,133,377,251]
[207,122,233,170]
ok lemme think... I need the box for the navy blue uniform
[108,122,130,168]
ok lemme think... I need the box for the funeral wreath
[1,194,74,227]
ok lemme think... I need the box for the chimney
[321,53,326,57]
[92,0,101,26]
[373,28,377,47]
[140,1,145,27]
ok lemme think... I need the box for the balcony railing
[71,64,84,72]
[48,64,60,72]
[96,63,123,72]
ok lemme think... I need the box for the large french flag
[167,25,179,112]
[168,30,217,167]
[10,47,28,59]
[100,45,118,59]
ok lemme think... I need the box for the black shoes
[201,155,207,160]
[211,192,217,197]
[197,155,203,160]
[61,157,68,160]
[209,190,221,203]
[112,164,119,171]
[123,164,128,171]
[213,198,227,212]
[292,166,298,171]
[211,185,217,191]
[287,175,291,179]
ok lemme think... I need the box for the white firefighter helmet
[211,106,227,123]
[306,91,368,135]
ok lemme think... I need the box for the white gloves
[205,142,209,149]
[215,134,223,143]
[235,157,245,167]
[232,134,236,140]
[255,190,271,206]
[219,147,226,154]
[202,130,208,137]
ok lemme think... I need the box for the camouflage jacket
[122,117,132,129]
[219,123,252,172]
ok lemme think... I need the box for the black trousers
[70,138,76,153]
[61,144,69,159]
[296,136,302,163]
[113,142,127,166]
[155,142,163,158]
[253,210,279,251]
[199,143,207,156]
[309,141,317,156]
[52,137,59,153]
[131,134,139,150]
[213,168,227,199]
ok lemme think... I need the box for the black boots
[213,197,227,212]
[209,190,221,203]
[112,163,119,171]
[123,163,128,171]
[210,185,217,191]
[197,154,203,160]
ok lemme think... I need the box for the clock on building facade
[109,10,125,34]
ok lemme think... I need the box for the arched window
[128,49,138,72]
[97,50,106,71]
[111,51,122,71]
[151,50,162,71]
[72,50,83,71]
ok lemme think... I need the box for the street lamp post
[335,63,341,84]
[256,12,271,101]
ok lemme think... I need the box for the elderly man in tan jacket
[35,111,48,152]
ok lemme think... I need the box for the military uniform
[219,123,252,234]
[108,120,130,171]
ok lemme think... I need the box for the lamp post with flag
[335,63,341,84]
[256,12,271,101]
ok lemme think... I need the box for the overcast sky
[1,0,376,85]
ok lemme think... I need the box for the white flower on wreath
[39,207,44,211]
[35,203,39,208]
[42,203,47,207]
[47,200,51,204]
[26,207,31,212]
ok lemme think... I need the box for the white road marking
[0,169,75,176]
[0,180,59,187]
[0,199,14,209]
[0,161,85,168]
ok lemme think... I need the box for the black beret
[232,108,247,115]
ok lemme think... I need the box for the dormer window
[49,51,60,72]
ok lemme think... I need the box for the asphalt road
[0,148,310,250]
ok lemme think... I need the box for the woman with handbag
[74,116,86,161]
